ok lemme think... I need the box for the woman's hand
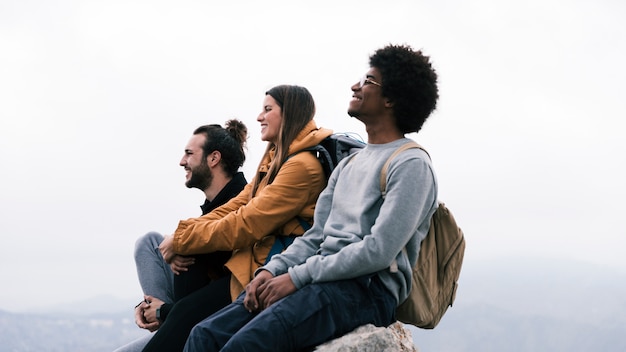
[169,255,195,275]
[159,235,176,263]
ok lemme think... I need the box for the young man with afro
[183,44,440,352]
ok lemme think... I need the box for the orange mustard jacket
[172,120,333,299]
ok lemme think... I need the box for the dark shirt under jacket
[168,172,247,308]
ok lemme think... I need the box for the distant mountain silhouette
[2,257,625,351]
[22,294,139,315]
[0,308,148,352]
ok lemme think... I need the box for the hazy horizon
[2,0,625,311]
[3,254,625,351]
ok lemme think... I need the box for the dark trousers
[142,274,232,352]
[174,252,231,301]
[183,275,397,352]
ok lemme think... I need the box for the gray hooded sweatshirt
[262,138,438,305]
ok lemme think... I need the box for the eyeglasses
[359,75,382,88]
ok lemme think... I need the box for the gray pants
[113,333,153,352]
[134,231,175,303]
[113,232,174,352]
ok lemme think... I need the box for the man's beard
[185,160,213,191]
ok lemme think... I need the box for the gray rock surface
[315,322,418,352]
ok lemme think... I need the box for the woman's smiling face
[257,94,283,143]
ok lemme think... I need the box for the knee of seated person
[134,231,164,255]
[188,322,207,340]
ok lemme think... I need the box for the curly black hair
[369,44,439,133]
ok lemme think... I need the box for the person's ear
[207,151,221,167]
[384,98,394,108]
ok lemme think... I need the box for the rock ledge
[315,322,417,352]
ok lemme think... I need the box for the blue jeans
[183,275,397,352]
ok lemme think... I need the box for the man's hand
[140,295,164,332]
[243,271,296,312]
[243,270,273,313]
[159,235,176,263]
[134,298,160,332]
[257,273,296,309]
[169,255,195,275]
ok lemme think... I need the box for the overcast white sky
[1,0,625,311]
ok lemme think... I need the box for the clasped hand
[243,270,296,313]
[134,295,163,332]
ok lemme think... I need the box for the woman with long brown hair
[141,84,332,352]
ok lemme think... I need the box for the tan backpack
[381,141,466,329]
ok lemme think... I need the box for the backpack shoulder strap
[380,141,429,198]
